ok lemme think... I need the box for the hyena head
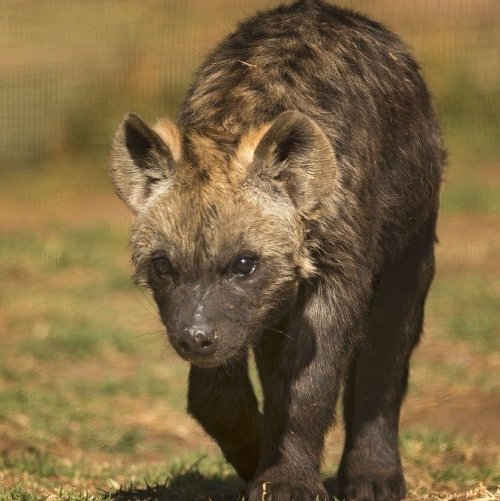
[110,111,337,367]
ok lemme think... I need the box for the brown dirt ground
[1,181,499,499]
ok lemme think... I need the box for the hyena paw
[339,472,406,501]
[246,480,328,501]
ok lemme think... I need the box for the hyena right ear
[110,113,180,213]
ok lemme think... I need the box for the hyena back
[110,1,445,500]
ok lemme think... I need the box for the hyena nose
[178,324,217,355]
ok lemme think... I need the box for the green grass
[21,318,138,361]
[0,214,498,500]
[0,207,497,500]
[441,183,500,214]
[70,370,174,399]
[402,430,500,489]
[0,225,130,277]
[429,276,500,352]
[0,485,45,501]
[2,443,497,500]
[437,68,500,166]
[108,458,243,501]
[0,457,241,501]
[0,449,75,479]
[431,464,499,487]
[0,4,498,498]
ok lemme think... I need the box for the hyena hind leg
[188,358,262,482]
[339,215,437,501]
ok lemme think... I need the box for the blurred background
[0,1,498,499]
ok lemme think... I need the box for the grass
[0,1,499,500]
[429,277,500,352]
[402,430,500,495]
[441,183,500,214]
[109,458,243,501]
[21,318,137,360]
[0,225,129,274]
[437,67,500,163]
[0,205,497,501]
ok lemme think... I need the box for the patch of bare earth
[0,190,130,232]
[405,335,500,439]
[1,173,499,498]
[436,213,500,276]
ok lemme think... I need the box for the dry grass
[0,1,499,500]
[0,165,498,500]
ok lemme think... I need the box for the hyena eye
[151,255,173,278]
[233,256,258,277]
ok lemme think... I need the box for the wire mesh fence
[1,0,499,169]
[0,3,498,496]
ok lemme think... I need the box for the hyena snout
[177,323,218,356]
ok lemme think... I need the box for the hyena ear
[252,111,337,216]
[110,113,180,213]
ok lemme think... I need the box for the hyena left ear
[252,111,337,217]
[110,113,180,213]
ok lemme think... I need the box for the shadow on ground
[110,472,340,500]
[110,470,244,501]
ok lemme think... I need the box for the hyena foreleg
[248,294,355,501]
[339,216,437,501]
[188,357,262,481]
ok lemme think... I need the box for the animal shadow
[109,469,244,501]
[110,472,340,500]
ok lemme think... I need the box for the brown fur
[110,1,445,499]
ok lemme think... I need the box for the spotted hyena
[110,1,445,499]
